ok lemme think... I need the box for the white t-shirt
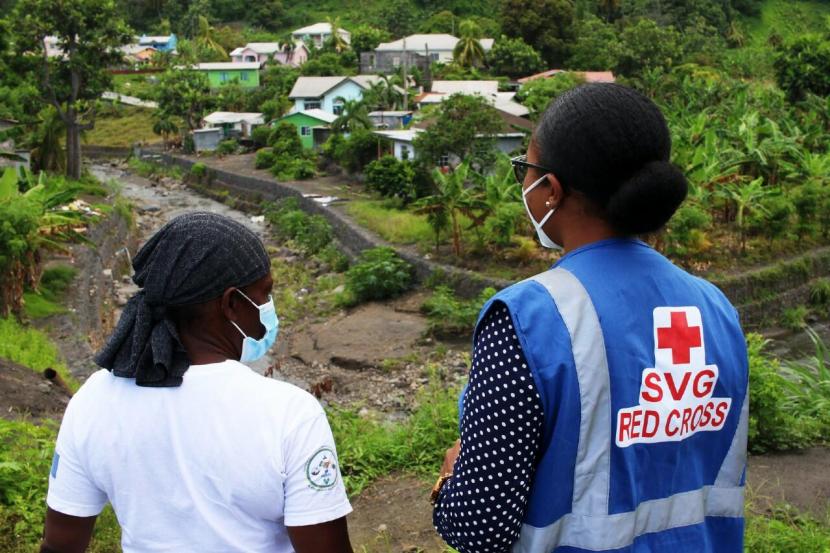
[47,361,352,553]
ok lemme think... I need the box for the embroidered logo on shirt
[305,447,339,490]
[616,306,732,448]
[50,452,60,478]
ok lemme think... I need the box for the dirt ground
[748,448,830,517]
[348,474,448,553]
[0,359,71,421]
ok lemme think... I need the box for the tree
[415,160,476,256]
[414,94,503,169]
[301,52,356,76]
[152,114,179,149]
[500,0,576,67]
[29,107,66,173]
[374,0,419,36]
[597,0,621,22]
[350,25,392,56]
[15,0,131,179]
[453,20,486,68]
[193,15,227,59]
[365,155,417,203]
[332,98,372,133]
[616,18,682,78]
[420,10,458,34]
[516,72,586,118]
[155,69,212,132]
[325,16,349,53]
[774,34,830,102]
[246,0,286,30]
[487,36,544,79]
[363,75,404,110]
[566,14,621,70]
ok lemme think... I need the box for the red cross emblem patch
[616,306,732,448]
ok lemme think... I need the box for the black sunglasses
[510,155,557,185]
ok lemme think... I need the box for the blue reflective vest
[464,239,748,553]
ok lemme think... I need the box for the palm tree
[194,15,227,59]
[365,75,404,111]
[332,98,372,133]
[280,33,297,65]
[453,20,486,68]
[415,160,477,256]
[326,16,349,53]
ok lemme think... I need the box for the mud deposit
[0,360,70,420]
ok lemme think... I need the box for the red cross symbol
[657,311,702,365]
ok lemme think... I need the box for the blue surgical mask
[230,290,279,363]
[522,174,562,251]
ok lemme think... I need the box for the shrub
[270,156,316,181]
[268,122,302,157]
[781,306,809,331]
[484,203,525,248]
[264,198,333,255]
[793,183,821,238]
[421,286,498,337]
[254,148,277,169]
[251,125,271,148]
[190,162,207,178]
[340,247,412,306]
[331,129,379,173]
[365,156,416,202]
[316,244,350,273]
[809,278,830,306]
[215,138,238,156]
[666,203,712,257]
[747,333,820,453]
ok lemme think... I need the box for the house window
[240,72,249,81]
[392,56,401,67]
[304,101,321,110]
[438,154,449,167]
[245,55,256,62]
[333,102,344,115]
[400,145,410,160]
[220,72,229,82]
[430,53,439,61]
[301,126,311,136]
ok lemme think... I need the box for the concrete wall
[154,152,509,297]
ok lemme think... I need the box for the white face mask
[522,174,563,251]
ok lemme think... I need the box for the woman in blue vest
[432,83,748,553]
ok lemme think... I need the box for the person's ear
[220,287,240,323]
[545,173,565,208]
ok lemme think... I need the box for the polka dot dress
[433,303,544,553]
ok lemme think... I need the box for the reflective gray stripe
[531,269,611,515]
[511,485,745,553]
[716,387,749,487]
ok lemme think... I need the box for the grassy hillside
[744,0,830,45]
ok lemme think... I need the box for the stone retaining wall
[143,151,829,327]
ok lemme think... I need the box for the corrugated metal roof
[373,129,423,142]
[196,62,261,70]
[292,22,351,37]
[431,80,499,95]
[376,34,493,52]
[204,112,264,124]
[288,76,348,98]
[517,69,616,84]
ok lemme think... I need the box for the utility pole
[402,37,408,111]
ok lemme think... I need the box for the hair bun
[605,161,688,235]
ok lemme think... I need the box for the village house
[291,22,351,49]
[138,34,177,53]
[369,111,413,129]
[119,44,158,65]
[360,33,494,74]
[195,62,261,89]
[277,109,338,150]
[230,42,310,67]
[416,80,530,118]
[373,128,422,161]
[287,75,392,115]
[202,112,264,138]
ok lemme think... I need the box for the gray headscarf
[95,212,270,387]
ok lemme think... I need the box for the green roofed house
[195,62,261,89]
[277,109,338,149]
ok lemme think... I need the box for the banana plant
[717,177,771,254]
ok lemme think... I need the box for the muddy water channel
[89,164,468,417]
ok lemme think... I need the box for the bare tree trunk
[65,119,82,180]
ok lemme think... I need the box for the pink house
[230,42,309,67]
